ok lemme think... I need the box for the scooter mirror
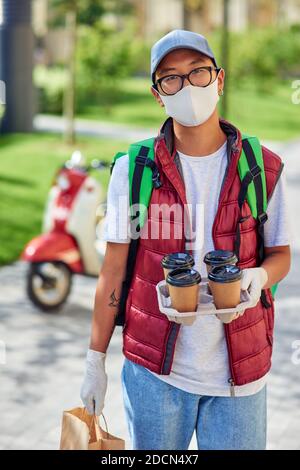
[70,150,86,167]
[90,159,100,169]
[91,159,109,170]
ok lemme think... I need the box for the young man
[80,30,291,450]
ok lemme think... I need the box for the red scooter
[22,151,109,311]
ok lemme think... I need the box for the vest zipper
[224,323,237,396]
[161,236,186,375]
[156,138,193,374]
[212,140,240,393]
[228,378,236,397]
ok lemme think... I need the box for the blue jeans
[121,358,267,450]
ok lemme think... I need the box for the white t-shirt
[102,142,290,396]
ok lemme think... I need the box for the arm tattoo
[108,289,119,308]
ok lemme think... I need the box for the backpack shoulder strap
[236,134,274,304]
[237,135,267,218]
[114,137,160,326]
[110,137,160,229]
[237,136,268,261]
[128,137,160,229]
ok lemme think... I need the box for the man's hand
[216,267,268,323]
[80,349,108,416]
[241,267,268,306]
[216,312,241,323]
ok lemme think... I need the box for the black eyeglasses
[153,66,221,96]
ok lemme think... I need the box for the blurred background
[0,0,299,450]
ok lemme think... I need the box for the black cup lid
[208,265,241,283]
[166,268,201,287]
[161,252,195,270]
[203,250,238,266]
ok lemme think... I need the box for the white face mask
[159,78,220,127]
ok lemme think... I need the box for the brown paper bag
[59,407,125,450]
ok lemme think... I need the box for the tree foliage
[49,0,133,26]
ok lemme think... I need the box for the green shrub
[75,22,143,112]
[208,26,300,92]
[34,65,67,114]
[34,20,149,114]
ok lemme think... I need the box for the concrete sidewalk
[34,114,157,142]
[0,261,129,450]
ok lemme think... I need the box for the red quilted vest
[122,118,283,387]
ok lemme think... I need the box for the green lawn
[78,78,300,141]
[0,133,129,266]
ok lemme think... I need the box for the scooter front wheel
[26,261,72,312]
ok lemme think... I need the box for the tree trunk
[0,0,34,133]
[64,10,76,145]
[221,0,230,119]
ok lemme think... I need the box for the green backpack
[111,135,276,325]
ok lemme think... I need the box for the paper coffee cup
[208,265,242,311]
[166,268,201,313]
[161,252,195,280]
[203,250,238,275]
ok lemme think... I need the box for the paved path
[0,262,129,450]
[34,114,157,142]
[0,136,300,450]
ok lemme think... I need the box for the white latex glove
[216,311,241,323]
[241,267,268,306]
[80,349,108,416]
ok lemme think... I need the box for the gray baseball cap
[151,29,218,82]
